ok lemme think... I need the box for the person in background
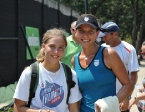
[128,41,145,112]
[129,79,145,112]
[61,21,82,68]
[129,93,145,112]
[13,28,82,112]
[141,41,145,59]
[72,14,133,112]
[129,78,145,112]
[137,41,145,65]
[98,22,139,112]
[138,78,145,93]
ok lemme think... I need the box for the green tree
[59,0,145,49]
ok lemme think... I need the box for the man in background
[61,21,82,68]
[98,22,139,112]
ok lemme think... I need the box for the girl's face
[42,36,66,64]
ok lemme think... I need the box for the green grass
[0,106,14,112]
[8,107,13,112]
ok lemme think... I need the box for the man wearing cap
[61,21,82,68]
[98,22,139,112]
[72,14,133,112]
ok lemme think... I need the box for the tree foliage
[59,0,145,48]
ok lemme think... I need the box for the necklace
[84,54,95,61]
[82,44,99,61]
[85,57,88,61]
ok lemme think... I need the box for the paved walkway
[130,60,145,112]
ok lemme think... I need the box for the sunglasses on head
[100,28,116,33]
[140,52,145,56]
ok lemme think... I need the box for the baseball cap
[76,14,99,30]
[98,22,119,38]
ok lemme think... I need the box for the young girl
[13,28,82,112]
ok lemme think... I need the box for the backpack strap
[61,63,76,104]
[26,61,39,107]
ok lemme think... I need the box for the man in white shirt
[98,22,139,112]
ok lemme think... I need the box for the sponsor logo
[94,60,99,66]
[84,17,89,21]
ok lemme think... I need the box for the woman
[13,28,82,112]
[72,14,133,112]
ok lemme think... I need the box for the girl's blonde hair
[36,28,67,62]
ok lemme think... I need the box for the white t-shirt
[102,41,139,93]
[13,62,82,112]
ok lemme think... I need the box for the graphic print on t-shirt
[40,81,64,108]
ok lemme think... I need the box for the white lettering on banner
[28,34,39,46]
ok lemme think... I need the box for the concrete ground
[130,60,145,112]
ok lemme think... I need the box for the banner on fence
[25,26,40,60]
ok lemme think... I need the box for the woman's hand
[120,98,129,111]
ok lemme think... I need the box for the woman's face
[43,36,66,64]
[141,45,145,59]
[75,24,99,48]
